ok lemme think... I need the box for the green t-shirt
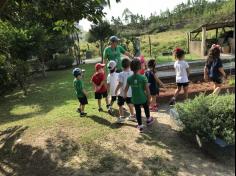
[127,74,148,105]
[103,45,126,71]
[73,79,85,98]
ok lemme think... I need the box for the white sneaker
[116,117,125,123]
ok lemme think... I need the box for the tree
[88,21,115,63]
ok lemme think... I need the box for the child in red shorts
[91,63,109,112]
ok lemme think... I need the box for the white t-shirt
[107,72,119,96]
[174,60,190,83]
[118,70,133,97]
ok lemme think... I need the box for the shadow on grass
[0,126,178,176]
[87,115,137,129]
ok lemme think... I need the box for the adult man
[103,36,133,73]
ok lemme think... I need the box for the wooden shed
[188,20,235,57]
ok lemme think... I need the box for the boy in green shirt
[73,68,88,117]
[125,59,154,133]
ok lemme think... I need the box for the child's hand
[204,75,209,82]
[96,86,101,92]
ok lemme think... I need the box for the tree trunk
[100,40,104,63]
[41,57,47,78]
[75,32,81,65]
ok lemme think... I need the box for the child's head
[95,63,105,73]
[207,44,221,63]
[108,60,117,73]
[122,58,131,70]
[73,68,83,79]
[130,58,141,73]
[174,48,185,60]
[148,59,156,70]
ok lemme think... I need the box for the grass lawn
[0,64,234,176]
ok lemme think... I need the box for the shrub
[47,54,74,70]
[175,94,235,144]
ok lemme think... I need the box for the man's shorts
[117,96,132,106]
[95,91,108,100]
[78,96,88,105]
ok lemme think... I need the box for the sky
[79,0,214,31]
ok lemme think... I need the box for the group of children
[73,45,226,133]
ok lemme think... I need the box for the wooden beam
[201,27,207,57]
[187,33,190,54]
[232,24,235,54]
[193,32,200,39]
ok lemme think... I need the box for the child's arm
[124,84,129,99]
[154,74,165,88]
[145,83,151,105]
[204,66,209,81]
[82,89,88,97]
[219,67,227,79]
[186,68,190,77]
[115,82,122,96]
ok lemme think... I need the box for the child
[73,68,88,117]
[91,63,109,112]
[145,59,165,112]
[125,59,154,133]
[138,55,147,75]
[204,44,227,94]
[107,60,119,114]
[115,58,135,123]
[169,48,190,105]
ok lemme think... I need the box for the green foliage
[47,54,74,70]
[175,94,235,144]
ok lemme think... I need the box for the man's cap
[109,36,120,42]
[95,63,105,71]
[107,60,117,70]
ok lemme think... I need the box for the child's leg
[183,86,189,99]
[128,104,135,116]
[213,83,222,95]
[81,105,85,113]
[134,104,142,126]
[143,102,151,119]
[98,99,102,109]
[173,86,182,99]
[119,105,124,117]
[118,97,125,117]
[151,95,157,107]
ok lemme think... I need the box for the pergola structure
[188,20,235,57]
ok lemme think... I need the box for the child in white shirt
[115,58,135,123]
[169,48,190,105]
[107,61,119,114]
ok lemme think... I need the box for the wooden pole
[187,32,190,54]
[232,25,235,54]
[201,27,207,57]
[216,28,219,39]
[149,36,152,57]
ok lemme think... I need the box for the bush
[175,94,235,144]
[47,54,74,70]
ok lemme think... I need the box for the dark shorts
[95,91,108,100]
[177,82,189,88]
[211,78,223,84]
[111,96,117,102]
[78,96,88,105]
[150,88,160,96]
[117,96,132,106]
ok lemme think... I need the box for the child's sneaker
[169,98,176,106]
[137,125,144,133]
[127,115,136,122]
[98,108,103,112]
[80,112,87,117]
[77,108,81,113]
[147,117,154,126]
[116,117,125,124]
[108,106,113,115]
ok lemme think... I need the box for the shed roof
[190,20,235,33]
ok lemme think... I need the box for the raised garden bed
[158,78,235,103]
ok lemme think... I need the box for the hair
[174,48,185,60]
[148,59,156,70]
[207,47,221,64]
[130,59,141,73]
[122,58,131,69]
